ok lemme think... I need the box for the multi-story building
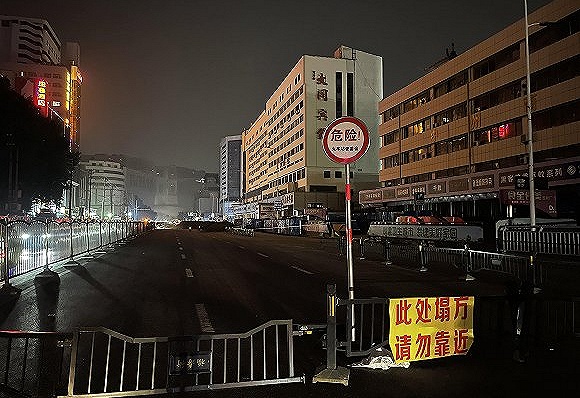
[360,0,579,227]
[242,45,383,217]
[0,16,61,65]
[79,159,127,219]
[219,135,242,218]
[0,16,82,151]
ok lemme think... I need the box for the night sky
[2,0,549,172]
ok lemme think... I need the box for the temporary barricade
[59,321,303,397]
[0,221,146,284]
[499,225,580,256]
[0,330,73,397]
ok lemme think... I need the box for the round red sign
[321,117,370,164]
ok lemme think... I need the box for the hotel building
[242,45,383,218]
[0,16,82,151]
[360,0,579,225]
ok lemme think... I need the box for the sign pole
[345,163,355,342]
[318,116,370,385]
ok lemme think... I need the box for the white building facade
[242,45,383,217]
[0,16,61,65]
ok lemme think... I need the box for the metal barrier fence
[422,246,539,286]
[226,227,255,237]
[61,321,303,397]
[253,218,302,236]
[1,221,146,284]
[319,284,579,378]
[0,330,73,397]
[499,225,580,256]
[340,237,539,288]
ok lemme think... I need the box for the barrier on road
[59,321,303,397]
[0,221,147,284]
[340,237,540,289]
[318,284,580,381]
[499,225,580,256]
[226,227,255,237]
[0,330,73,397]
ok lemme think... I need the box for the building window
[472,120,523,146]
[323,170,331,178]
[473,81,521,112]
[433,71,467,98]
[347,72,354,117]
[381,105,401,122]
[472,44,519,80]
[402,90,430,113]
[529,11,579,53]
[335,171,342,178]
[532,99,580,132]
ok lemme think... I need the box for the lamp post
[524,0,536,227]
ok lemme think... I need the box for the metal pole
[524,0,536,227]
[345,163,355,342]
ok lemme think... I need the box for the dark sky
[3,0,549,172]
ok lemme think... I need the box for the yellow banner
[389,296,474,363]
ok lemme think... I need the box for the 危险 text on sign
[389,296,474,363]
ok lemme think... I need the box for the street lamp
[523,0,536,227]
[523,1,558,227]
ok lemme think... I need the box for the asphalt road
[0,229,578,397]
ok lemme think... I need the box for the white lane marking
[291,265,313,275]
[181,254,186,259]
[195,303,215,333]
[237,245,245,250]
[178,247,183,251]
[185,268,194,278]
[257,252,269,258]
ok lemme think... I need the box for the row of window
[266,86,303,123]
[270,142,304,168]
[268,168,306,190]
[380,11,578,123]
[380,100,579,183]
[382,55,579,147]
[323,170,354,179]
[473,120,522,146]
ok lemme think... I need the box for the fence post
[530,253,542,294]
[359,238,365,260]
[418,241,428,272]
[0,223,21,297]
[464,244,475,281]
[64,221,80,267]
[312,283,349,385]
[511,284,529,363]
[36,222,59,279]
[383,239,392,266]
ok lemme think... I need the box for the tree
[0,76,78,213]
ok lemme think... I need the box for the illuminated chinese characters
[35,79,48,116]
[389,296,474,362]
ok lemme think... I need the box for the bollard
[326,284,337,370]
[312,283,349,385]
[418,241,428,272]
